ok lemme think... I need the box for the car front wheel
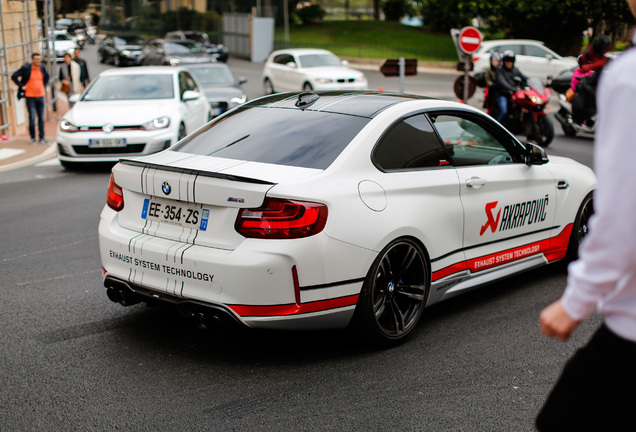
[352,238,429,347]
[263,78,274,95]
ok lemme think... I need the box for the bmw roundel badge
[162,181,171,195]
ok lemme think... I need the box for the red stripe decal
[228,294,359,317]
[432,224,573,281]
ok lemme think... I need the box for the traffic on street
[0,40,600,430]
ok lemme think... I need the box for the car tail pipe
[105,279,141,307]
[103,276,244,331]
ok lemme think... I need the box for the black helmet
[502,50,515,65]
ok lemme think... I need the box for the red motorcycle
[487,77,554,147]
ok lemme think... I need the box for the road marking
[36,158,62,167]
[0,148,26,160]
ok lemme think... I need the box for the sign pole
[399,57,405,94]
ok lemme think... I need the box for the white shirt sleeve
[561,50,636,322]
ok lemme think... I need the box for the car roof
[99,66,184,76]
[243,91,465,118]
[480,39,546,48]
[271,48,335,56]
[184,63,229,69]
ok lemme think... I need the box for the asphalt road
[0,43,600,431]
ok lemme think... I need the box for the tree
[422,0,633,56]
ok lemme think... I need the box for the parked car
[98,34,146,66]
[262,48,368,94]
[165,30,228,62]
[56,66,211,168]
[472,40,578,81]
[143,39,216,66]
[44,30,78,62]
[99,91,596,346]
[184,63,247,117]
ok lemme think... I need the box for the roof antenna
[295,92,319,110]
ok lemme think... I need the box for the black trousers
[536,324,636,431]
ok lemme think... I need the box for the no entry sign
[458,26,482,55]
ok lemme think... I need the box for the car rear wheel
[565,191,594,261]
[352,238,429,347]
[263,78,275,95]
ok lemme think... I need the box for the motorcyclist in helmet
[494,50,529,123]
[483,52,502,109]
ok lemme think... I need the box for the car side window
[429,114,515,167]
[373,114,451,170]
[490,44,523,56]
[179,72,199,97]
[523,45,553,58]
[273,54,294,65]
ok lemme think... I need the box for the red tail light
[106,173,124,211]
[235,198,328,239]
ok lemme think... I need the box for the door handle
[466,177,487,188]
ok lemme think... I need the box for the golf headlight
[121,50,131,56]
[316,78,333,84]
[142,116,170,130]
[230,95,247,104]
[60,119,79,132]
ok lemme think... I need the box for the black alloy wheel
[353,238,429,346]
[566,192,594,261]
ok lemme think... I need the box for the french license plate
[89,138,126,148]
[141,197,210,231]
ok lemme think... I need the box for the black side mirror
[524,142,549,165]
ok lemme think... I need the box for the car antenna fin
[295,92,319,110]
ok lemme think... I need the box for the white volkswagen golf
[99,91,596,346]
[56,66,211,169]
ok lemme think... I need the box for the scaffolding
[0,0,58,138]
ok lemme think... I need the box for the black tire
[533,114,554,147]
[60,160,79,171]
[263,78,275,95]
[352,238,429,347]
[178,123,186,141]
[303,82,313,91]
[565,191,594,261]
[562,123,577,137]
[114,55,121,67]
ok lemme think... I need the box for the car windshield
[188,66,235,86]
[299,54,343,68]
[166,41,201,54]
[184,33,209,43]
[81,74,174,101]
[174,106,370,169]
[55,33,72,41]
[114,35,145,46]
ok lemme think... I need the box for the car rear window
[173,106,370,169]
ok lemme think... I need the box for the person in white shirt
[536,1,636,430]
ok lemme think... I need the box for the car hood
[65,100,177,126]
[129,150,322,185]
[202,86,243,101]
[117,44,144,51]
[168,53,212,63]
[301,66,365,78]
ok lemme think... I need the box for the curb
[0,143,57,173]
